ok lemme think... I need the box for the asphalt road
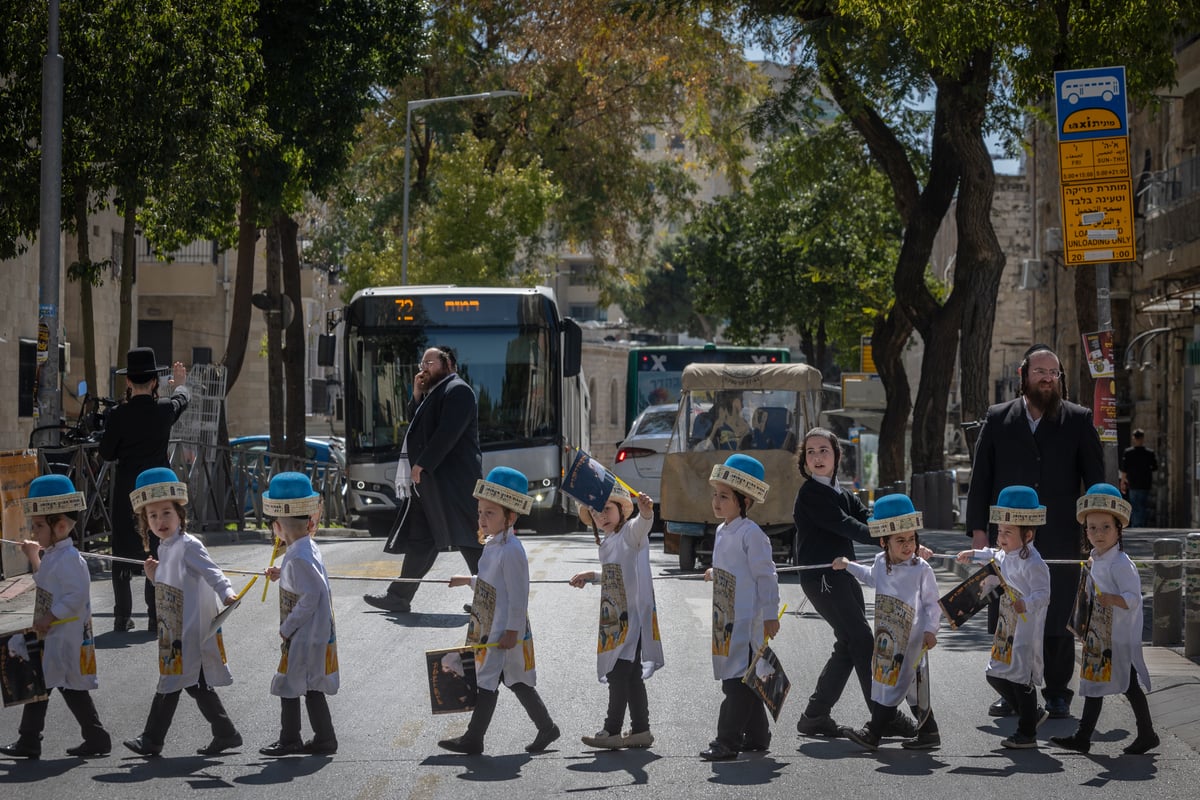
[0,529,1195,799]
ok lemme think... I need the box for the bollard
[1187,533,1200,657]
[1152,538,1183,646]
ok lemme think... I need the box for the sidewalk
[922,527,1200,754]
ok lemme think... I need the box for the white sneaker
[621,730,654,748]
[581,730,624,749]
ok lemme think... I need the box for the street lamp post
[400,90,521,285]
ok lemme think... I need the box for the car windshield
[635,409,677,437]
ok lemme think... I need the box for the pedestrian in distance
[1119,429,1158,527]
[99,348,191,633]
[569,483,663,750]
[0,475,111,760]
[438,467,560,756]
[1050,484,1160,755]
[792,428,919,741]
[837,493,942,751]
[700,454,780,761]
[956,485,1051,749]
[123,468,242,758]
[259,472,339,757]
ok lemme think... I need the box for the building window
[569,304,608,323]
[588,379,597,424]
[641,133,656,151]
[609,379,620,425]
[111,230,123,280]
[668,133,685,150]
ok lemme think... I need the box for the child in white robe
[570,483,663,749]
[837,493,942,751]
[700,454,780,761]
[123,468,241,757]
[0,475,110,760]
[259,472,339,756]
[439,467,559,755]
[1050,483,1159,755]
[957,484,1051,748]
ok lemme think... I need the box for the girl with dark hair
[792,428,918,740]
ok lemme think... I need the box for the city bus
[341,285,588,535]
[624,344,790,433]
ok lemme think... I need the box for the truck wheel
[679,535,697,571]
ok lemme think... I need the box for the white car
[609,403,677,528]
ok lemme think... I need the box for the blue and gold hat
[22,474,86,516]
[868,493,923,537]
[262,472,321,517]
[130,467,188,512]
[709,454,769,504]
[989,485,1046,526]
[1076,483,1130,526]
[474,467,532,515]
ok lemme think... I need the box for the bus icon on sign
[1061,75,1120,104]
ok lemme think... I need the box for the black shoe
[303,738,338,755]
[988,697,1014,717]
[840,725,880,751]
[363,593,410,613]
[699,740,738,761]
[0,740,40,759]
[114,617,135,632]
[438,735,483,755]
[882,713,919,738]
[66,739,111,757]
[901,730,941,750]
[1050,733,1091,754]
[1123,732,1160,755]
[197,733,243,756]
[259,740,306,757]
[1046,697,1071,719]
[123,737,162,757]
[796,713,841,738]
[526,724,560,753]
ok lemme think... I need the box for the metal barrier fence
[34,438,349,550]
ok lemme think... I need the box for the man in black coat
[364,346,483,613]
[965,345,1104,719]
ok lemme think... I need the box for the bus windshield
[346,325,558,455]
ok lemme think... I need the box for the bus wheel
[678,535,697,571]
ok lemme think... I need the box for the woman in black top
[792,428,916,738]
[98,348,190,632]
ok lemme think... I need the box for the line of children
[701,454,780,761]
[836,493,942,751]
[957,485,1051,749]
[123,468,243,757]
[438,467,560,755]
[569,483,663,750]
[0,475,111,759]
[1050,483,1160,755]
[259,472,339,756]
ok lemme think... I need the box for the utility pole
[37,0,64,435]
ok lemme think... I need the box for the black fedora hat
[117,347,169,381]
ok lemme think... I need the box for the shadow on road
[422,751,533,781]
[706,752,786,785]
[564,748,661,786]
[361,610,468,629]
[233,753,334,784]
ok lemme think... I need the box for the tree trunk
[119,203,137,373]
[72,181,98,394]
[221,181,259,395]
[909,316,959,472]
[871,308,914,484]
[277,213,308,461]
[265,224,285,455]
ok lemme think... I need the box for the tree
[317,0,757,293]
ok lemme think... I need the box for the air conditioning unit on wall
[1019,258,1048,290]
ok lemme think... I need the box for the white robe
[710,516,779,681]
[967,546,1050,686]
[271,537,339,697]
[1078,546,1150,697]
[467,529,537,692]
[594,512,664,682]
[32,540,97,691]
[846,553,941,707]
[151,531,235,694]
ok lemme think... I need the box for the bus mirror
[563,318,582,378]
[335,397,344,422]
[317,334,336,367]
[355,339,364,373]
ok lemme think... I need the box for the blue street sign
[1055,66,1128,141]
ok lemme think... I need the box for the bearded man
[965,344,1104,720]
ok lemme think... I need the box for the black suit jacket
[965,397,1104,560]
